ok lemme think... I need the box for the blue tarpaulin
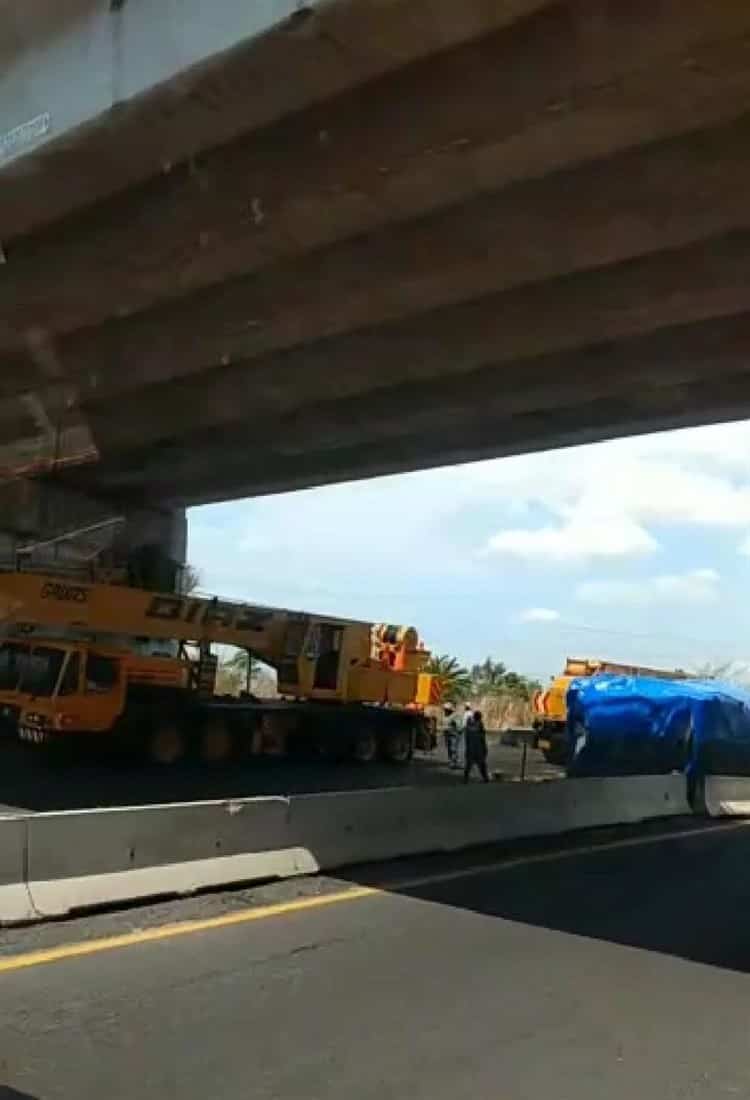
[566,674,750,780]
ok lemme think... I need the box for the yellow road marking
[0,819,747,976]
[0,886,379,975]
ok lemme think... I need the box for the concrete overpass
[5,1,750,556]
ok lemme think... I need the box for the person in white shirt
[443,706,459,768]
[454,703,471,766]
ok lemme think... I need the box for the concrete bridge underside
[4,0,750,538]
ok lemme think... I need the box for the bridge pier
[0,479,186,590]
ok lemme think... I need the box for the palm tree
[502,671,532,699]
[424,654,472,703]
[470,657,508,695]
[470,657,541,701]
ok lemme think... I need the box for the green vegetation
[425,654,540,704]
[470,657,541,701]
[423,655,472,703]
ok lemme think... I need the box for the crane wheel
[199,720,233,763]
[381,728,413,765]
[351,728,378,764]
[147,722,186,766]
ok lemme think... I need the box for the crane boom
[0,571,290,653]
[0,569,435,703]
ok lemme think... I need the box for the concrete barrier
[0,815,34,923]
[703,775,750,817]
[25,796,315,918]
[0,774,691,924]
[289,775,690,870]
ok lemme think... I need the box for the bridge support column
[0,480,186,589]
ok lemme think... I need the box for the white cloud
[476,420,750,567]
[576,568,720,608]
[518,607,560,623]
[485,516,657,564]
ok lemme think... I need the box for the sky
[188,418,750,683]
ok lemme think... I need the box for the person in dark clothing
[464,709,490,783]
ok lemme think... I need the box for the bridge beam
[6,2,750,506]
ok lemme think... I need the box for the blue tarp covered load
[566,674,750,779]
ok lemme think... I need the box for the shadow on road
[0,742,427,813]
[342,820,750,974]
[0,739,554,814]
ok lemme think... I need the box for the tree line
[424,655,541,704]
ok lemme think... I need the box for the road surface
[1,818,749,1098]
[0,736,560,814]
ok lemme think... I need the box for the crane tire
[351,728,378,764]
[381,728,413,764]
[199,719,234,763]
[147,721,186,766]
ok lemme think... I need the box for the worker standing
[456,702,471,767]
[443,706,459,767]
[464,709,490,783]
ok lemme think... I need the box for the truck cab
[0,637,192,745]
[0,638,126,743]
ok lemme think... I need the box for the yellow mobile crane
[0,572,439,764]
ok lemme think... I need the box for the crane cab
[0,637,192,743]
[0,638,127,742]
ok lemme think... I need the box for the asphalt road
[0,737,561,814]
[1,819,749,1099]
